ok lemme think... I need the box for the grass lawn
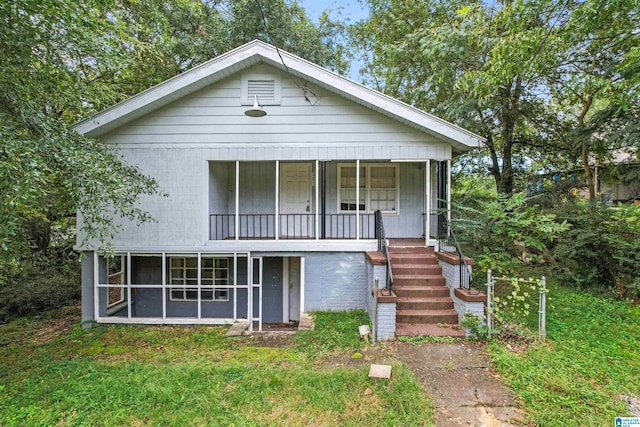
[488,285,640,426]
[0,309,433,426]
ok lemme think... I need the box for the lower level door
[288,257,301,322]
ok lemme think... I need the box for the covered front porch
[208,160,452,243]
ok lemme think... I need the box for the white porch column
[275,161,280,240]
[233,253,238,321]
[425,160,431,246]
[447,159,452,233]
[93,252,99,320]
[161,252,166,320]
[315,160,319,240]
[126,252,132,319]
[235,161,239,241]
[197,252,202,320]
[356,159,360,240]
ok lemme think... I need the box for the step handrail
[437,217,473,291]
[374,210,393,293]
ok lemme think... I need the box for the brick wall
[304,252,368,311]
[376,302,396,340]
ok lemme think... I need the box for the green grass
[488,285,640,426]
[0,309,433,426]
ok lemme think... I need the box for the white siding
[102,65,452,161]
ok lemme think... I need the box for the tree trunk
[581,145,596,200]
[578,96,595,200]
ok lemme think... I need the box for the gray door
[288,257,301,321]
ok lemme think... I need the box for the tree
[545,0,640,199]
[350,0,639,196]
[1,0,351,274]
[0,0,161,271]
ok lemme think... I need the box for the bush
[549,201,640,299]
[0,249,80,322]
[456,193,570,277]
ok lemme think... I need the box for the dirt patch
[240,331,296,348]
[621,394,640,417]
[31,304,81,344]
[320,344,396,368]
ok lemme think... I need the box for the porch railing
[210,213,375,240]
[437,217,473,290]
[374,210,393,292]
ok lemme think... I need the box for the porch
[207,160,452,242]
[90,252,305,331]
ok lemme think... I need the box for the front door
[288,257,301,322]
[280,163,312,238]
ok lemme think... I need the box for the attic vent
[247,80,275,103]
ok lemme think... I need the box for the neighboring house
[74,40,485,338]
[531,150,640,203]
[590,151,640,203]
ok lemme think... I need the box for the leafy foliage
[549,201,640,299]
[351,0,640,195]
[490,276,546,333]
[456,192,570,276]
[1,0,350,278]
[0,250,80,323]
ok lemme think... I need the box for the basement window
[169,257,229,302]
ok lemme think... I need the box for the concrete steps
[395,323,465,337]
[389,240,460,337]
[393,284,450,298]
[396,297,454,310]
[397,309,459,324]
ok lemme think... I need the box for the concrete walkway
[391,341,525,426]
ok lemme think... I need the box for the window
[338,164,399,213]
[169,257,229,302]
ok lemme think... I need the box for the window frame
[337,163,400,214]
[168,257,230,302]
[106,255,128,314]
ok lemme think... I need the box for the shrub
[0,249,80,322]
[456,192,570,277]
[549,201,640,299]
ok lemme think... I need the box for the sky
[297,0,370,80]
[298,0,370,23]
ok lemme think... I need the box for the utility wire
[522,0,571,74]
[254,0,319,104]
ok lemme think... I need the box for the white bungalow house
[74,40,485,338]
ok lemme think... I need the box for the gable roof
[73,40,484,152]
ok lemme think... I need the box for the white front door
[279,163,312,238]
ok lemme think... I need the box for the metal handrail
[437,217,474,291]
[375,210,393,292]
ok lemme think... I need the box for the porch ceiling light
[245,95,267,117]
